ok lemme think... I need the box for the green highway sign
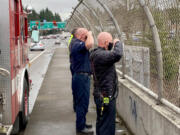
[29,21,66,30]
[41,22,54,30]
[30,21,41,30]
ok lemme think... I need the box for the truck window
[14,0,20,45]
[24,18,28,43]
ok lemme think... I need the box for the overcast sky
[22,0,79,21]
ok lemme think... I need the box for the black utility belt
[95,94,114,106]
[94,90,116,101]
[76,72,91,76]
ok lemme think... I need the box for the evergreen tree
[54,13,62,22]
[39,9,45,22]
[28,8,62,22]
[28,9,39,22]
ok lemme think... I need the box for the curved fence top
[67,0,180,109]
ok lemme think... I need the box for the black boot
[85,124,92,129]
[76,127,94,135]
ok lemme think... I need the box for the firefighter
[90,32,123,135]
[70,28,94,134]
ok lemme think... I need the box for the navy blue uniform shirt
[70,38,91,74]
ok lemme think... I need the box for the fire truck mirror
[26,5,33,14]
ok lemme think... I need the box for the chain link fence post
[138,0,164,103]
[96,0,126,79]
[178,57,180,107]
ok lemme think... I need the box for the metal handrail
[0,68,10,77]
[117,69,180,114]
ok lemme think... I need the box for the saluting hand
[88,31,92,36]
[113,39,120,45]
[85,31,94,49]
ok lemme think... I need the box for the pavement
[23,48,96,135]
[28,49,54,114]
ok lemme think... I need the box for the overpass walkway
[23,48,129,135]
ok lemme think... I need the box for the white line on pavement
[29,50,47,64]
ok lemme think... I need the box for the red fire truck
[0,0,30,134]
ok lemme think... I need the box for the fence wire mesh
[67,0,180,107]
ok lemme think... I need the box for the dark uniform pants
[94,97,116,135]
[72,73,90,131]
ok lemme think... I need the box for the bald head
[97,32,112,49]
[75,28,88,42]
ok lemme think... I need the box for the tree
[166,8,180,35]
[39,9,45,22]
[28,9,39,22]
[43,8,54,21]
[28,8,63,23]
[142,10,179,81]
[54,13,62,21]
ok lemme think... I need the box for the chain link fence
[67,0,180,108]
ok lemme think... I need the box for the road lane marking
[29,50,47,66]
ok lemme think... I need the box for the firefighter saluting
[90,32,123,135]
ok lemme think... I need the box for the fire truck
[0,0,30,134]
